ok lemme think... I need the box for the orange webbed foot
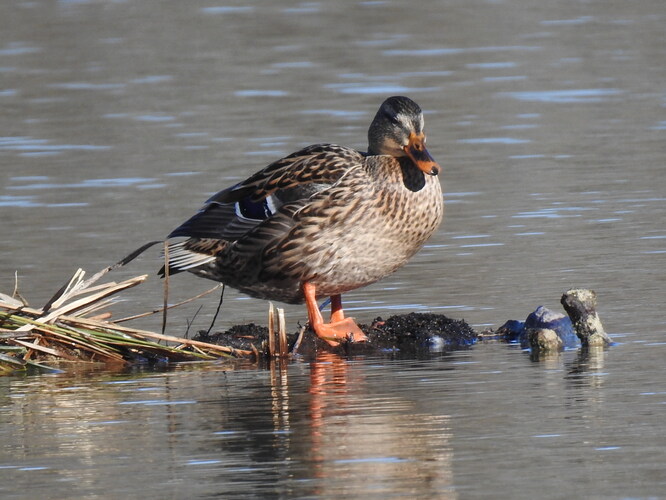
[303,283,368,347]
[311,317,368,347]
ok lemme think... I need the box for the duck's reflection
[267,351,456,498]
[2,352,455,498]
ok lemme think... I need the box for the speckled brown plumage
[163,96,444,344]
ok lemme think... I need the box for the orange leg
[330,294,345,323]
[303,282,368,346]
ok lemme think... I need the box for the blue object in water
[523,305,578,348]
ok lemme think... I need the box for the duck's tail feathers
[158,239,222,277]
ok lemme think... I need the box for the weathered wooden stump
[560,288,612,347]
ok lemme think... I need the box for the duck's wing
[162,144,363,276]
[168,143,364,242]
[215,143,364,203]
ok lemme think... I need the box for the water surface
[1,0,665,498]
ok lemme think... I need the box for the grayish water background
[1,0,664,498]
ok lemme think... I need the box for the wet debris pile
[194,311,479,358]
[0,267,254,375]
[0,264,479,374]
[1,260,609,375]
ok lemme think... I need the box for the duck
[161,96,444,346]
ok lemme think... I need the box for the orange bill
[403,132,440,176]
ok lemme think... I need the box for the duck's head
[367,96,440,176]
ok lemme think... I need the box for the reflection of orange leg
[308,351,353,481]
[303,282,368,346]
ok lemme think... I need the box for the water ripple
[0,195,39,208]
[49,82,126,91]
[384,46,541,56]
[541,16,594,26]
[0,43,41,56]
[283,3,321,14]
[7,178,156,190]
[130,75,173,84]
[234,90,289,97]
[326,83,441,95]
[300,109,366,118]
[513,206,593,219]
[200,6,254,15]
[0,195,88,208]
[467,62,518,69]
[502,89,622,103]
[0,136,110,155]
[458,137,530,144]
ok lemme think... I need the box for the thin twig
[12,272,18,299]
[12,271,28,306]
[162,240,170,335]
[291,324,307,354]
[114,284,222,323]
[184,305,204,339]
[205,284,225,335]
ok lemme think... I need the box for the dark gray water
[1,0,665,498]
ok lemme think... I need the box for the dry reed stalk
[278,307,288,357]
[266,302,289,358]
[268,302,276,357]
[0,263,256,374]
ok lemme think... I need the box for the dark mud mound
[367,312,477,353]
[194,323,270,353]
[194,312,478,357]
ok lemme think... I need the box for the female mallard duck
[163,96,444,346]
